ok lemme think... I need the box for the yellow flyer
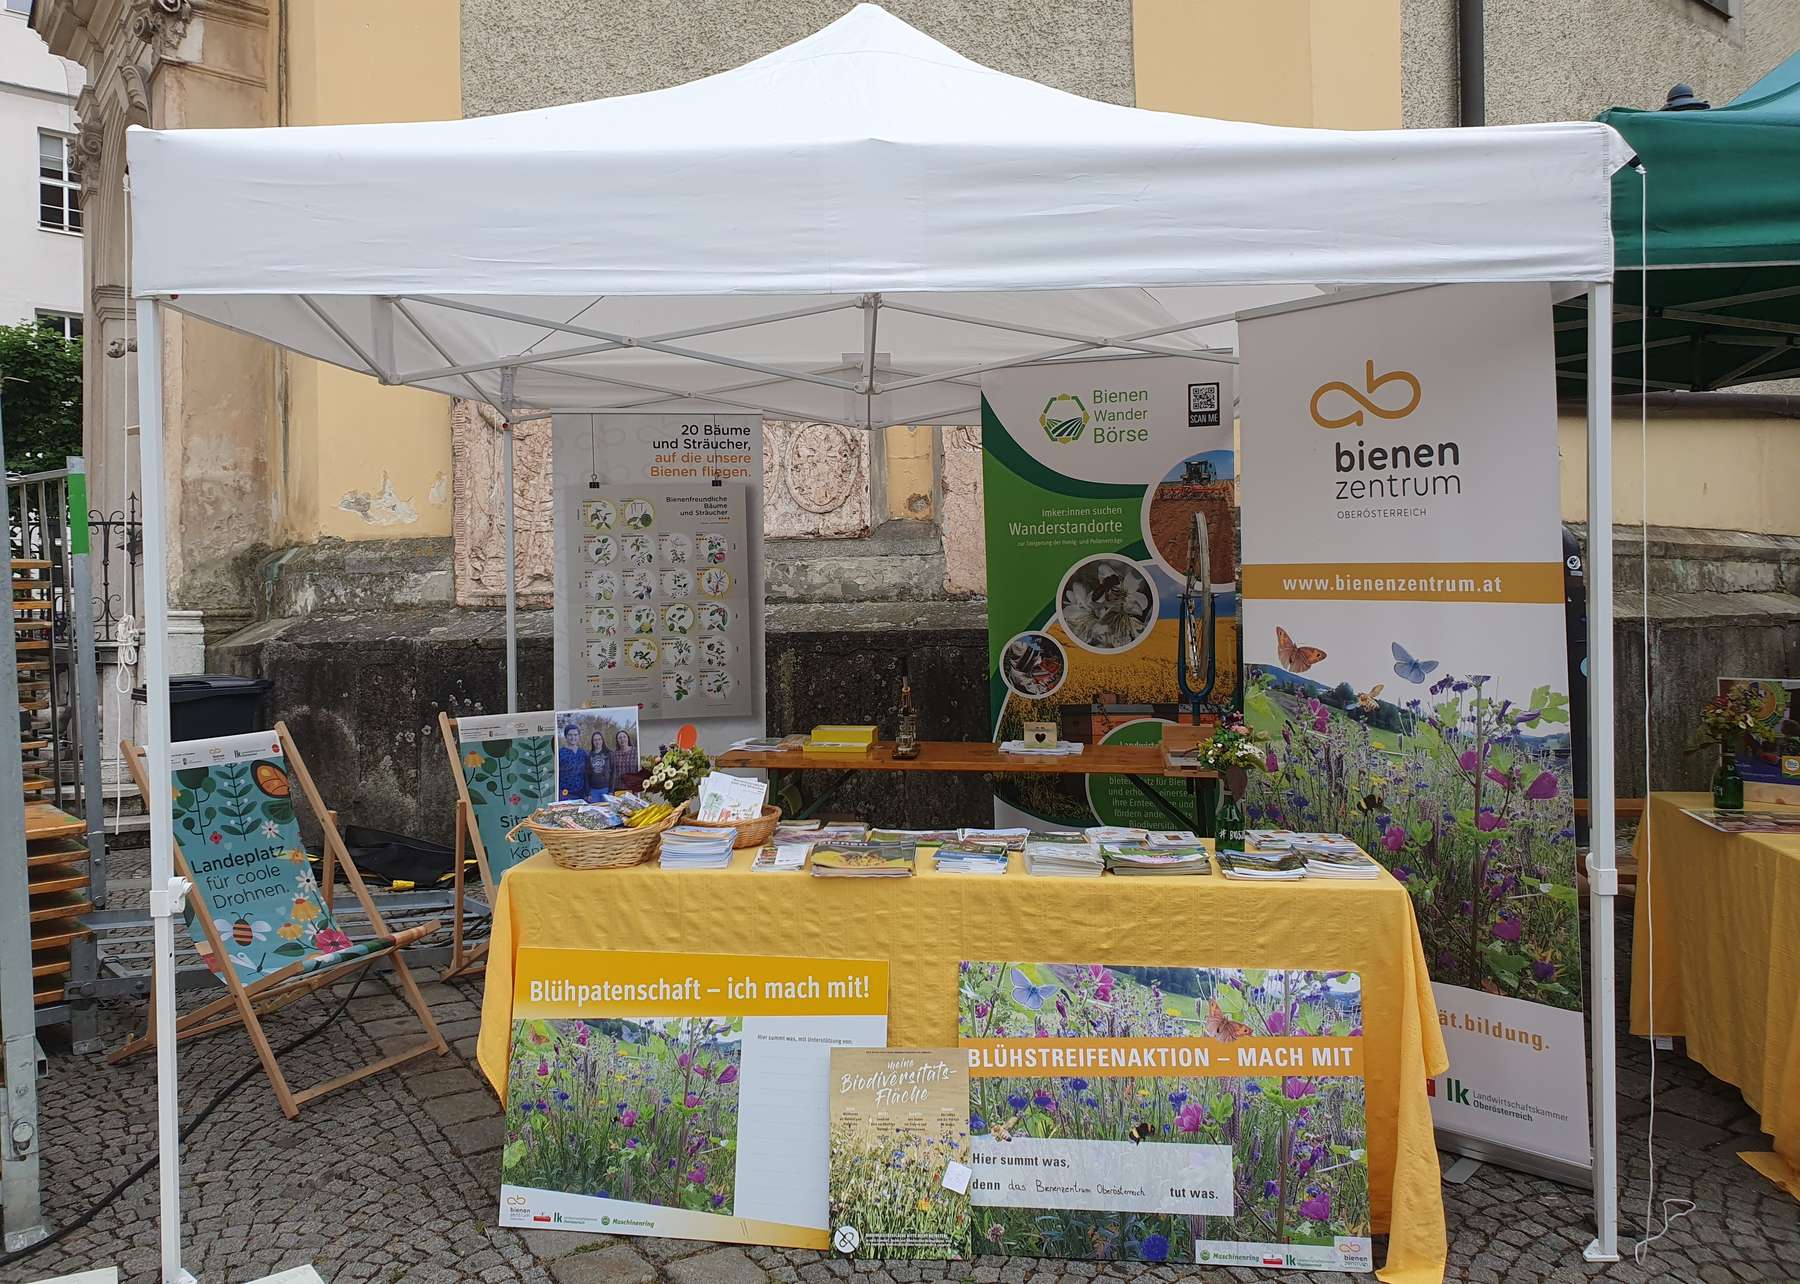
[500,947,888,1248]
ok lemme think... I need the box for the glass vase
[1712,748,1744,811]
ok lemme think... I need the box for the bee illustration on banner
[1124,1121,1154,1145]
[988,1115,1020,1143]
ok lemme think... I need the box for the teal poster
[980,355,1236,828]
[454,710,557,881]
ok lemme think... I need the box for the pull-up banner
[981,355,1237,830]
[1238,285,1591,1171]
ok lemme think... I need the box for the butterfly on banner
[1391,641,1440,684]
[1010,968,1060,1011]
[1204,998,1254,1043]
[1275,627,1327,675]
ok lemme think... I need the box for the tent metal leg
[503,418,518,715]
[1582,281,1620,1265]
[66,455,109,907]
[0,394,47,1253]
[136,298,195,1284]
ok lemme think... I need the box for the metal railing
[89,492,140,645]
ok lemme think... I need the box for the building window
[36,311,82,341]
[4,1,34,16]
[39,132,81,233]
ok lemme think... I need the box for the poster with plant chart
[499,948,888,1249]
[959,961,1372,1274]
[453,711,557,880]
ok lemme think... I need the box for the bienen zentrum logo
[1309,361,1421,429]
[1040,394,1089,443]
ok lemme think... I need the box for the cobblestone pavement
[6,891,1795,1284]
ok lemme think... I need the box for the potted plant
[643,744,712,809]
[1190,713,1270,844]
[1688,687,1761,811]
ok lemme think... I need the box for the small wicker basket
[507,804,686,870]
[681,804,783,850]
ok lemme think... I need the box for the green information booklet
[828,1048,971,1259]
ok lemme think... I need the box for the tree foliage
[0,322,82,474]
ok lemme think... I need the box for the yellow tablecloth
[477,849,1450,1283]
[1631,793,1800,1196]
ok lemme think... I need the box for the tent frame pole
[500,368,519,715]
[136,297,195,1284]
[1583,281,1620,1264]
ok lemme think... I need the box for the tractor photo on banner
[1237,284,1590,1171]
[982,355,1237,830]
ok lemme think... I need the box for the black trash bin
[132,674,275,741]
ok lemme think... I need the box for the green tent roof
[1555,52,1800,393]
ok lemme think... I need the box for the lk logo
[1310,361,1422,429]
[1428,1075,1472,1105]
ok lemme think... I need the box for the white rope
[109,613,140,830]
[1630,159,1695,1265]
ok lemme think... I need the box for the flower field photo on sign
[1244,661,1581,1009]
[827,1099,970,1258]
[959,962,1369,1265]
[502,1016,741,1215]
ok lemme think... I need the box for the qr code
[1187,382,1221,427]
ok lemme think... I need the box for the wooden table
[717,739,1219,830]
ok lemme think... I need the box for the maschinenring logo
[1040,394,1089,443]
[1187,381,1220,427]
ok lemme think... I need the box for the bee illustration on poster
[981,356,1238,829]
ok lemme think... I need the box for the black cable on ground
[0,965,377,1269]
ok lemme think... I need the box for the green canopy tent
[1555,52,1800,392]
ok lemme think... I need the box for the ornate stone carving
[451,400,555,607]
[130,0,194,55]
[763,421,870,538]
[69,118,105,193]
[120,61,149,112]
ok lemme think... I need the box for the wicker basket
[681,804,783,850]
[506,805,686,870]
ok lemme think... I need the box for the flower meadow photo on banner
[958,961,1369,1268]
[1241,601,1581,1010]
[502,1016,743,1216]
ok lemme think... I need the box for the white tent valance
[127,4,1628,424]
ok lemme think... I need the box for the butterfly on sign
[1010,967,1060,1012]
[1275,626,1327,675]
[1203,998,1253,1043]
[1391,641,1440,684]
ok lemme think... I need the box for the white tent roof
[126,3,1629,424]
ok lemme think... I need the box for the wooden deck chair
[114,724,447,1118]
[436,710,556,977]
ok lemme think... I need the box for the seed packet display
[828,1049,972,1259]
[959,962,1372,1273]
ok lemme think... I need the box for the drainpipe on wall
[1458,0,1485,126]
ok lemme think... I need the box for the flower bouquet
[1190,713,1271,798]
[1689,686,1762,810]
[643,744,712,807]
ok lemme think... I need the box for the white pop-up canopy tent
[126,7,1632,1280]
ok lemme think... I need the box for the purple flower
[1266,1010,1288,1035]
[1068,1078,1089,1092]
[1175,1103,1207,1134]
[1525,771,1559,801]
[1264,749,1279,772]
[1283,1077,1314,1099]
[1476,810,1505,832]
[710,1192,726,1208]
[1457,750,1481,773]
[624,1137,639,1149]
[1485,768,1513,790]
[1382,824,1406,854]
[971,1112,986,1132]
[717,1064,739,1086]
[1032,1090,1056,1111]
[676,1052,692,1070]
[1299,1188,1332,1221]
[684,1092,702,1109]
[974,1001,991,1019]
[1140,1234,1170,1263]
[1532,959,1558,982]
[1007,1092,1028,1113]
[1263,1178,1279,1198]
[575,1027,589,1046]
[536,1060,549,1078]
[686,1165,708,1185]
[1391,866,1412,884]
[1491,916,1523,943]
[1168,1090,1189,1108]
[1458,900,1473,915]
